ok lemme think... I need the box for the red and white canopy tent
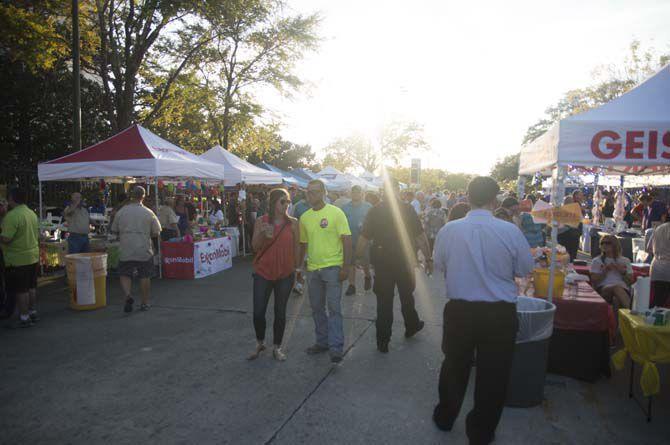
[37,124,225,277]
[38,125,224,181]
[518,63,670,301]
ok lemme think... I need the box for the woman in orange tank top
[248,188,300,361]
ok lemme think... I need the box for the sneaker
[140,303,151,312]
[405,320,425,338]
[305,344,329,355]
[124,297,134,313]
[8,318,34,329]
[364,276,372,291]
[330,353,343,364]
[273,347,287,362]
[345,285,356,296]
[377,339,389,353]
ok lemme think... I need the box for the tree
[0,55,110,171]
[323,121,430,173]
[490,153,520,182]
[186,1,320,150]
[385,167,473,192]
[246,139,318,170]
[0,1,108,170]
[523,40,670,144]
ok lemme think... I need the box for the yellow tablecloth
[612,310,670,396]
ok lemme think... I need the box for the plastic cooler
[65,253,108,310]
[533,268,565,298]
[506,296,556,408]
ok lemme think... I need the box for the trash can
[506,296,556,407]
[65,253,108,310]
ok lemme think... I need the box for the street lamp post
[72,0,81,151]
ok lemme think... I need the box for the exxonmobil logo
[591,130,670,160]
[164,256,194,265]
[200,246,230,265]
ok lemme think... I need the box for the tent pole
[156,180,162,279]
[547,166,566,303]
[38,181,43,220]
[38,181,44,275]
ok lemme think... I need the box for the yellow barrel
[533,268,565,298]
[65,253,108,310]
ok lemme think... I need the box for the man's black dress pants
[435,299,518,445]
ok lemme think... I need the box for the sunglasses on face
[600,241,612,246]
[307,189,321,195]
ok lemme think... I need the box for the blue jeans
[307,266,344,354]
[67,233,90,254]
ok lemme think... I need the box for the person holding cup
[248,189,300,361]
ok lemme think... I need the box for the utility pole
[72,0,81,151]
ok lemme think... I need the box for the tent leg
[242,220,247,257]
[38,181,43,220]
[38,181,44,275]
[156,180,162,279]
[547,166,567,303]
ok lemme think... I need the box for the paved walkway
[1,259,668,444]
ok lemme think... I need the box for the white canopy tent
[316,166,354,192]
[37,125,226,277]
[520,64,670,177]
[518,63,670,302]
[317,167,380,192]
[199,145,282,186]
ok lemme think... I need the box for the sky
[259,0,670,175]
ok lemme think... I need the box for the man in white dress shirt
[432,176,534,445]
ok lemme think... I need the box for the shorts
[6,263,39,294]
[118,259,155,278]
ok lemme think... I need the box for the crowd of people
[1,176,670,444]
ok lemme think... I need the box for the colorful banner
[194,237,232,278]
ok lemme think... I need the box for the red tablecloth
[551,282,616,340]
[573,264,591,279]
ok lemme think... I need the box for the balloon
[167,183,175,193]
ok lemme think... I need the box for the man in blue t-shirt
[341,186,373,295]
[292,192,311,220]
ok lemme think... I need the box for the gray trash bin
[505,296,556,408]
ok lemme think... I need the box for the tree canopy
[523,41,670,145]
[322,121,430,173]
[0,0,321,172]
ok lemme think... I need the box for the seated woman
[590,234,633,313]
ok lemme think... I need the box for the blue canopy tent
[256,162,308,188]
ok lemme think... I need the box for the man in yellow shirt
[1,188,40,328]
[298,179,352,364]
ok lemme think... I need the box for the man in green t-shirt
[1,188,40,328]
[298,179,352,364]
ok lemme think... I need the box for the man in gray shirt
[111,186,161,313]
[63,192,90,254]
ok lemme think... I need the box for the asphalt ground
[1,258,668,444]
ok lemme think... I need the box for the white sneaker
[273,347,287,361]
